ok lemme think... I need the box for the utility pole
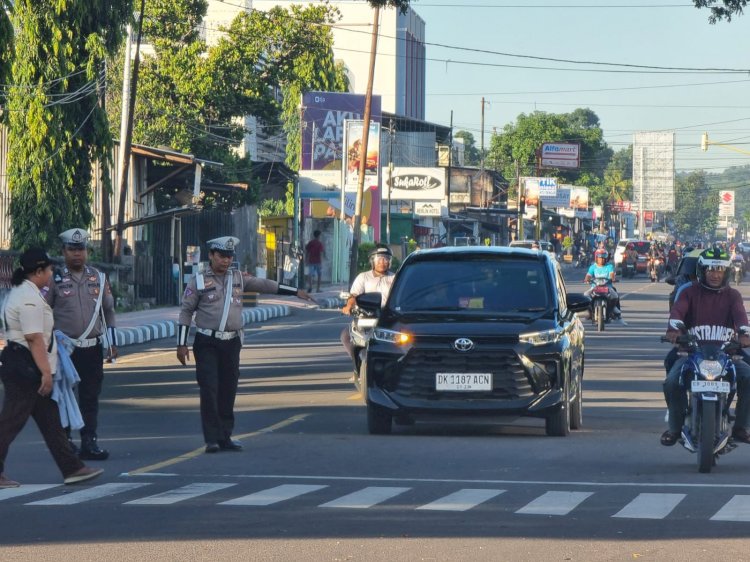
[386,118,395,245]
[113,1,146,259]
[446,110,453,245]
[349,6,380,284]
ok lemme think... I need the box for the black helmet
[696,247,730,290]
[369,244,393,266]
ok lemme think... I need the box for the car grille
[393,348,533,400]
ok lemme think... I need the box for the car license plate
[436,373,492,391]
[691,380,730,393]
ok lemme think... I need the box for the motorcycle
[732,260,744,285]
[340,292,378,381]
[660,320,749,473]
[589,277,612,332]
[649,256,663,282]
[622,259,635,279]
[575,249,589,269]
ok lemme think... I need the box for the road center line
[125,414,309,476]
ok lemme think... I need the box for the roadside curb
[115,304,290,347]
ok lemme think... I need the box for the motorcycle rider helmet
[626,243,634,251]
[696,247,731,290]
[369,244,393,267]
[594,249,608,262]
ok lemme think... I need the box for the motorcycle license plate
[691,380,730,393]
[436,373,492,391]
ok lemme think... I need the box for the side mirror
[566,292,591,314]
[669,319,687,333]
[665,276,676,286]
[356,292,382,313]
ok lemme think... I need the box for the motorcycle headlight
[699,360,723,380]
[373,328,411,345]
[519,329,561,346]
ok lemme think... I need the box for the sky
[408,0,750,175]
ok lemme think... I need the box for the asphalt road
[3,270,750,561]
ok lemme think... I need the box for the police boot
[65,427,79,455]
[79,435,109,461]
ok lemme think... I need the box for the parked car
[354,246,590,436]
[509,239,556,258]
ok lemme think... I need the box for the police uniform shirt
[5,279,58,373]
[44,265,117,338]
[179,267,280,332]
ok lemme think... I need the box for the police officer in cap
[45,228,117,460]
[177,236,313,453]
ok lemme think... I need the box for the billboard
[719,190,735,218]
[383,167,446,200]
[343,120,380,193]
[633,131,675,212]
[521,177,557,206]
[301,92,381,171]
[541,142,580,169]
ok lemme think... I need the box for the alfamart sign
[540,142,580,169]
[383,167,446,200]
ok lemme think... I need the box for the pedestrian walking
[0,248,103,487]
[176,236,313,453]
[304,230,325,293]
[44,228,117,460]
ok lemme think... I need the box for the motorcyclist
[340,245,396,366]
[623,243,638,275]
[648,242,665,282]
[584,248,621,319]
[731,246,746,268]
[661,247,750,446]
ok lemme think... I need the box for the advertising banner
[343,120,381,193]
[633,130,675,212]
[299,170,341,199]
[569,187,589,210]
[383,167,446,200]
[719,190,735,217]
[541,142,580,169]
[301,92,381,171]
[521,177,557,206]
[414,201,443,217]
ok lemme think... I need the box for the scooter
[589,277,611,332]
[732,260,744,285]
[649,257,663,282]
[340,291,378,382]
[661,320,748,473]
[622,259,635,279]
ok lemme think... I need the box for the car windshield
[632,241,650,254]
[390,257,550,314]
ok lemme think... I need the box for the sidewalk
[113,284,346,347]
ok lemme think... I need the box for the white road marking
[320,486,411,509]
[613,493,686,519]
[416,488,505,511]
[516,491,593,516]
[26,483,150,506]
[711,495,750,522]
[220,484,327,506]
[125,483,236,505]
[0,485,59,501]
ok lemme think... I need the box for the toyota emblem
[453,338,474,352]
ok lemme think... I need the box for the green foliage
[694,0,748,22]
[672,171,718,238]
[6,0,132,251]
[365,0,412,14]
[357,242,376,272]
[486,109,613,200]
[454,130,481,166]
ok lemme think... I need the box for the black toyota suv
[355,246,590,436]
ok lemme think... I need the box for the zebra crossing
[4,479,750,522]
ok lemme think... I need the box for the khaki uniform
[179,267,282,445]
[44,265,116,441]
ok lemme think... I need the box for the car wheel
[367,403,392,435]
[545,380,571,437]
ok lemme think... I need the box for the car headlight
[519,329,561,346]
[373,328,411,345]
[699,360,723,380]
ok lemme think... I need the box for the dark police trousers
[70,345,105,438]
[0,371,84,477]
[192,332,242,444]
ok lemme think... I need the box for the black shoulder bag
[0,309,53,384]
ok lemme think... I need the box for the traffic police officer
[45,228,117,460]
[177,237,312,453]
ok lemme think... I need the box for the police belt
[196,328,240,341]
[73,336,103,348]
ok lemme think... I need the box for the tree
[0,1,12,87]
[671,171,718,238]
[108,1,348,214]
[5,1,132,250]
[486,109,613,200]
[603,146,633,203]
[453,130,481,166]
[694,0,748,22]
